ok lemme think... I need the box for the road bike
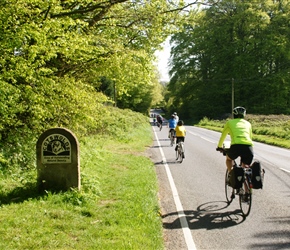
[175,141,185,163]
[218,144,253,217]
[157,121,162,131]
[169,129,175,146]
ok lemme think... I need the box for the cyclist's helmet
[177,120,184,126]
[173,112,177,115]
[233,106,246,118]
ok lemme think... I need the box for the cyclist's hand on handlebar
[216,147,223,152]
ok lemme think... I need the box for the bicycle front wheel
[225,169,235,204]
[239,181,252,217]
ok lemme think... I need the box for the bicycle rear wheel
[175,145,179,160]
[178,146,183,163]
[225,169,235,204]
[170,132,174,146]
[239,180,252,217]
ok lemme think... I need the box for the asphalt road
[150,118,290,250]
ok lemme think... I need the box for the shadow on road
[154,160,179,165]
[151,145,174,149]
[153,138,172,142]
[162,201,246,230]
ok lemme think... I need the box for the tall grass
[197,114,290,148]
[0,114,163,249]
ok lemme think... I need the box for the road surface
[149,118,290,250]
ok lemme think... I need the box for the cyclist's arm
[217,124,230,148]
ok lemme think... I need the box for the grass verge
[0,123,163,249]
[197,115,290,149]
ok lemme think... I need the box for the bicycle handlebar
[216,147,227,156]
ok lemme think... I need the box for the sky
[154,2,197,82]
[155,38,171,82]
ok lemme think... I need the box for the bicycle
[158,121,163,131]
[175,141,185,163]
[169,129,175,146]
[218,145,253,217]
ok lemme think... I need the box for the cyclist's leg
[240,145,254,167]
[172,130,176,142]
[226,145,240,172]
[240,145,254,193]
[175,137,181,151]
[226,155,233,172]
[170,129,175,146]
[181,137,185,158]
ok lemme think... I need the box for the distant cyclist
[173,112,179,122]
[156,114,163,127]
[216,106,254,172]
[168,115,177,138]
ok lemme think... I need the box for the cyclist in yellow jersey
[175,120,186,150]
[216,106,254,172]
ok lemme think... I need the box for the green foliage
[0,112,163,249]
[197,114,290,148]
[198,117,225,129]
[167,0,290,120]
[0,0,198,168]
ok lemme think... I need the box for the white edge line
[153,128,197,250]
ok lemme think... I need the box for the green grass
[197,114,290,149]
[0,122,163,250]
[4,111,289,250]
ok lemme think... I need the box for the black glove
[216,147,223,152]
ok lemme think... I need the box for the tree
[167,0,290,120]
[1,0,209,166]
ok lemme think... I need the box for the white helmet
[233,106,246,118]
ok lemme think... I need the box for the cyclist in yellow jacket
[175,120,186,151]
[216,106,254,172]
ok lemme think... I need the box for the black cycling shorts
[176,137,185,144]
[227,144,254,165]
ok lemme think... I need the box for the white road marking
[153,129,197,250]
[280,168,290,173]
[187,130,216,144]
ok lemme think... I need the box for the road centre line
[153,128,197,250]
[280,168,290,173]
[187,131,216,144]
